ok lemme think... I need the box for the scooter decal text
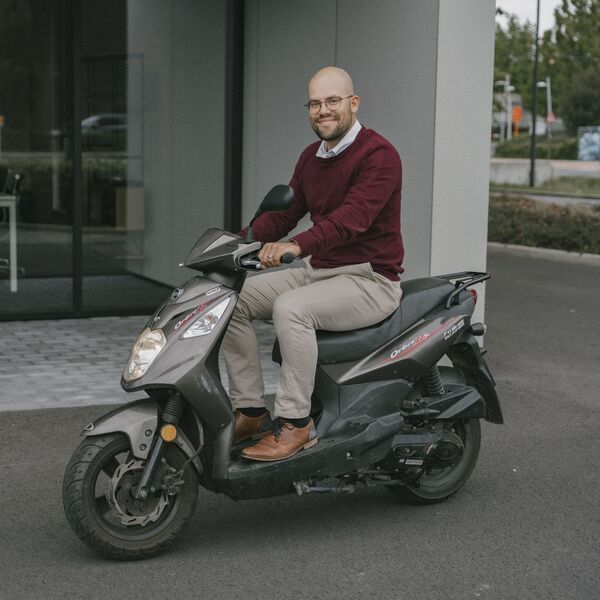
[174,303,208,330]
[381,317,463,364]
[206,287,221,296]
[443,319,464,341]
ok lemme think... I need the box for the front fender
[82,398,203,474]
[83,399,157,459]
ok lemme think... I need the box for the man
[222,66,404,462]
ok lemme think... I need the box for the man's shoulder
[298,140,321,162]
[359,127,400,157]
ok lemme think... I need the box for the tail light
[470,289,478,304]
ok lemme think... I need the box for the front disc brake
[106,459,169,526]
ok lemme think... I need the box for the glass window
[0,0,74,316]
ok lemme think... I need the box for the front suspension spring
[425,365,445,396]
[162,394,185,424]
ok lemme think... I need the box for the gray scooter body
[84,227,501,500]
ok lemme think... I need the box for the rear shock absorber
[425,365,445,396]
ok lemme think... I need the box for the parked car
[81,113,127,150]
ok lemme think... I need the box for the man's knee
[272,292,308,328]
[233,278,266,320]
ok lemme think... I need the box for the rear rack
[434,271,491,309]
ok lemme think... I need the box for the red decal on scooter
[174,303,208,330]
[381,317,463,364]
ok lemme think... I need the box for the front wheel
[62,434,199,560]
[387,419,481,505]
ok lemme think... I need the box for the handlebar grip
[280,253,296,264]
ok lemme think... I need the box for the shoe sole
[241,437,319,462]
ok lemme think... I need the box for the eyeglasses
[304,95,354,114]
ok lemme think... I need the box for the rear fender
[447,333,503,424]
[82,398,203,473]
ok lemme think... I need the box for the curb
[490,188,600,201]
[488,242,600,266]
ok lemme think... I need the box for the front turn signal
[160,424,178,443]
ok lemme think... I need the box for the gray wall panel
[336,0,439,279]
[128,0,226,286]
[242,0,336,224]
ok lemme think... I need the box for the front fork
[134,394,186,500]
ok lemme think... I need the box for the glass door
[0,0,74,317]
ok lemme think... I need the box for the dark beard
[311,119,350,141]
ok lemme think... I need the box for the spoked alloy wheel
[387,419,481,505]
[63,433,198,560]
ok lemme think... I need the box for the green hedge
[494,137,578,160]
[488,195,600,254]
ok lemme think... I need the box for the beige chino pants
[222,260,402,419]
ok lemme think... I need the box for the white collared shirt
[316,119,362,159]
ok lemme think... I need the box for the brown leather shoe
[234,409,271,444]
[240,418,318,462]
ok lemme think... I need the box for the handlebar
[238,250,297,270]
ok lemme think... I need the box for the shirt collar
[316,119,362,159]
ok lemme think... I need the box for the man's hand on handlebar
[258,241,302,268]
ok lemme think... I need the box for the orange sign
[0,115,4,127]
[512,106,523,124]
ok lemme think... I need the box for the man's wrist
[287,239,302,256]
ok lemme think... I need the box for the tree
[562,67,600,131]
[543,0,600,127]
[494,14,536,107]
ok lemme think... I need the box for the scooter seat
[272,277,456,365]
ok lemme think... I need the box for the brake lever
[239,256,262,270]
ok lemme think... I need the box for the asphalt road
[1,247,599,600]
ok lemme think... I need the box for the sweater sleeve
[239,156,309,242]
[291,145,402,256]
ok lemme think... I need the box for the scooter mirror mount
[246,185,294,243]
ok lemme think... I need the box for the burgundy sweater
[250,126,404,280]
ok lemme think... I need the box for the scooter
[62,185,503,560]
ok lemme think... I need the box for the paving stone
[0,315,278,411]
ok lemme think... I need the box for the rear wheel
[62,434,198,560]
[387,419,481,505]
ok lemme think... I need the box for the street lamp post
[529,0,541,187]
[537,76,553,139]
[495,76,516,141]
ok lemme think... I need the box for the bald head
[308,66,355,98]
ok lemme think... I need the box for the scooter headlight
[181,297,231,339]
[123,327,167,382]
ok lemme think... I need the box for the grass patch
[537,176,600,195]
[488,194,600,254]
[491,176,600,197]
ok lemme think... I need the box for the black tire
[62,434,199,560]
[387,419,481,505]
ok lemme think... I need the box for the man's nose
[318,102,331,116]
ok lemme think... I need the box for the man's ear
[351,95,360,114]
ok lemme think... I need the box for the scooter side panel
[321,300,474,385]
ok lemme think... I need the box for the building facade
[0,0,494,320]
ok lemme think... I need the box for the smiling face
[307,67,360,150]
